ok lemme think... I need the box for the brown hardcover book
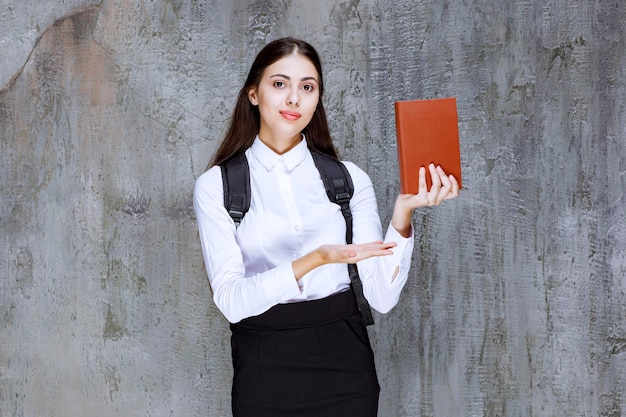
[394,97,462,194]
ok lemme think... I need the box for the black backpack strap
[220,152,251,227]
[311,150,375,326]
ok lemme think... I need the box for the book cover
[394,97,462,194]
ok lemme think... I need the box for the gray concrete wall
[1,0,624,416]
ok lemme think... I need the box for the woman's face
[248,53,320,149]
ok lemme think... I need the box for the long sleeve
[193,166,302,323]
[343,162,415,313]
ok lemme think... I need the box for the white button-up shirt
[193,137,414,323]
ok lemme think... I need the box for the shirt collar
[250,135,309,172]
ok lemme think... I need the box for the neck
[258,133,302,155]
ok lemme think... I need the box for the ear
[248,87,258,106]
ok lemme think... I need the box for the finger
[417,166,428,196]
[352,242,397,254]
[362,240,396,248]
[381,241,398,249]
[429,164,441,189]
[427,164,441,204]
[437,166,451,188]
[362,248,395,258]
[435,166,452,204]
[352,240,385,248]
[342,247,392,263]
[445,174,460,199]
[365,245,396,255]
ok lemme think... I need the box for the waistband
[231,289,358,331]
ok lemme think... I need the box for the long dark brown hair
[209,37,337,168]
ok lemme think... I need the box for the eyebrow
[269,74,319,83]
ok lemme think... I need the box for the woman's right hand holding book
[391,163,460,237]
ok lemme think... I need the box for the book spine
[394,102,406,194]
[394,102,409,194]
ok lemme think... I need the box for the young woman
[193,37,459,417]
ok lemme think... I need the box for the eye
[302,84,315,92]
[273,81,285,88]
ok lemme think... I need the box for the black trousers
[230,289,380,417]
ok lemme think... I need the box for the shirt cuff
[384,222,415,284]
[385,221,414,247]
[261,262,303,303]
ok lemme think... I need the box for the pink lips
[280,111,302,121]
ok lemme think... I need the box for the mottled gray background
[1,0,625,416]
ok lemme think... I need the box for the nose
[287,89,300,107]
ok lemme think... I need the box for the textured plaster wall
[1,1,625,416]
